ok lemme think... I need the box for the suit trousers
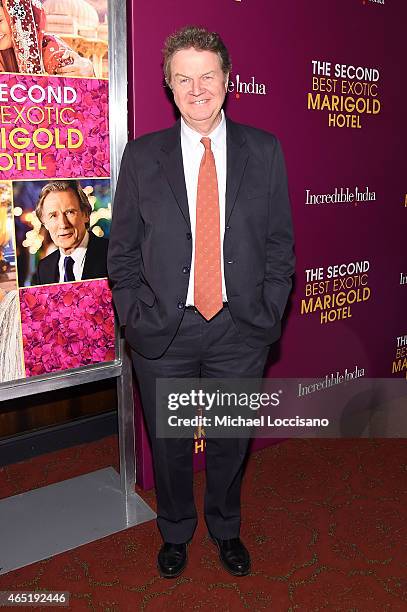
[131,305,270,544]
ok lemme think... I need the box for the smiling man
[108,26,295,579]
[170,46,227,134]
[33,180,108,285]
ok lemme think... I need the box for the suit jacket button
[225,225,231,230]
[186,232,192,240]
[177,301,185,309]
[182,266,190,274]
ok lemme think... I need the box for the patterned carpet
[0,436,406,611]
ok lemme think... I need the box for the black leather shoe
[157,542,188,578]
[210,536,251,576]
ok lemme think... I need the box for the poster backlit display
[0,0,115,384]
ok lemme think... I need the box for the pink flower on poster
[20,280,116,377]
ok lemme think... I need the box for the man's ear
[224,73,230,91]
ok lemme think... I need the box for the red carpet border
[0,436,406,610]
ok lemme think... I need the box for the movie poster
[0,0,115,383]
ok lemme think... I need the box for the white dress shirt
[58,230,89,282]
[181,110,227,306]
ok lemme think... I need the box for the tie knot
[201,137,211,150]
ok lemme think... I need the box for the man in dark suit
[108,26,295,578]
[33,180,108,285]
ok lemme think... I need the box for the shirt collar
[181,109,226,151]
[59,230,89,263]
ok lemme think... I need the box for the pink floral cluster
[0,74,110,179]
[54,78,110,178]
[20,280,116,377]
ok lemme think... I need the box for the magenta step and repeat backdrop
[127,0,406,489]
[0,1,115,384]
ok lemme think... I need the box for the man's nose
[190,79,204,96]
[59,214,71,227]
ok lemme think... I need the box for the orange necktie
[194,137,223,320]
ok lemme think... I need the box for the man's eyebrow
[174,70,217,79]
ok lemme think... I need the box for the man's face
[170,47,228,134]
[41,190,89,254]
[0,8,13,51]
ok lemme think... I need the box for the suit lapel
[157,118,248,228]
[82,232,93,279]
[41,249,59,284]
[158,120,191,229]
[225,118,249,224]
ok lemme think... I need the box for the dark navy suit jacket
[33,233,109,285]
[108,117,295,358]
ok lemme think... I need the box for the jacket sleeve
[264,138,296,319]
[31,267,40,286]
[107,142,143,326]
[32,258,46,286]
